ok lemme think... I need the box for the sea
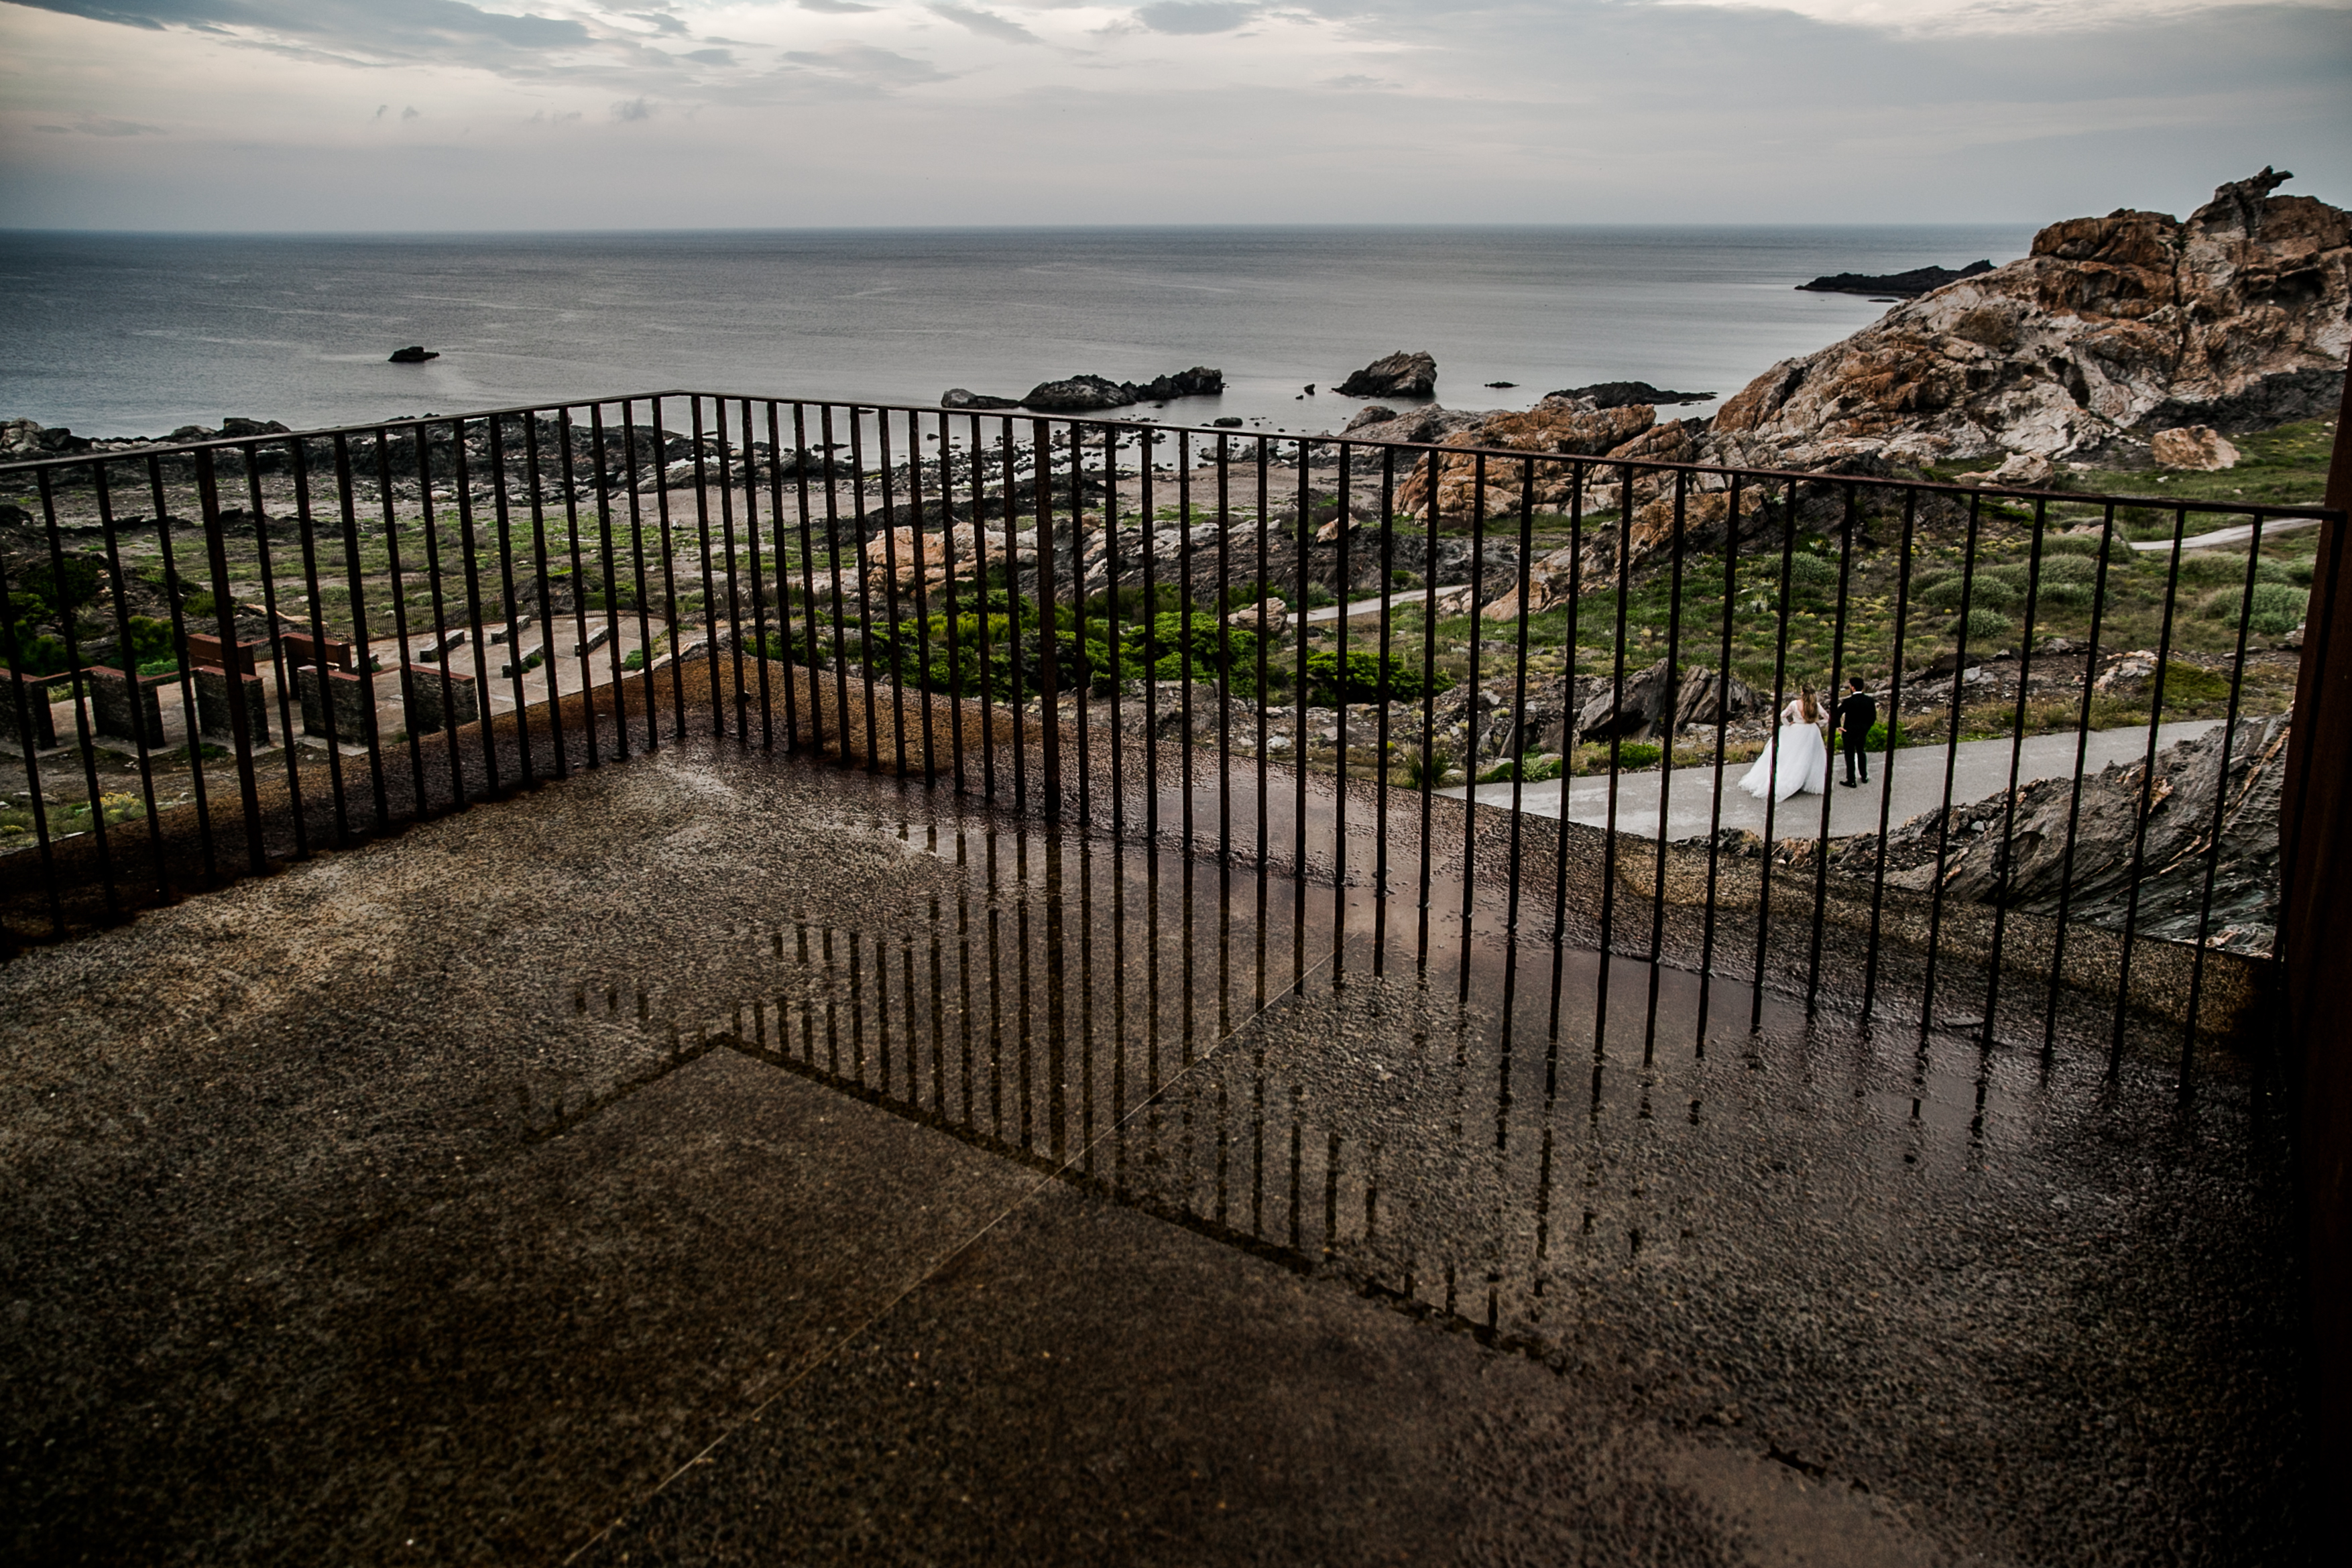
[0,226,2036,439]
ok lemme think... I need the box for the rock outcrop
[940,388,1020,410]
[1796,261,1995,298]
[2150,425,2241,470]
[1546,380,1716,408]
[1836,713,2289,954]
[1710,168,2349,469]
[1019,367,1223,412]
[1337,351,1437,400]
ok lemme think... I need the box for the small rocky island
[1796,261,1995,298]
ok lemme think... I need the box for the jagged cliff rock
[1831,714,2289,955]
[1708,168,2349,469]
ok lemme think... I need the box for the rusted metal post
[2281,365,2352,1498]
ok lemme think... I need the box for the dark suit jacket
[1835,690,1878,749]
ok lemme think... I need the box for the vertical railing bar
[451,424,502,795]
[1749,477,1802,1034]
[589,404,632,764]
[520,417,569,782]
[1803,482,1861,1014]
[0,530,63,936]
[792,403,826,759]
[291,439,353,839]
[1645,469,1690,1062]
[1216,429,1232,869]
[1501,457,1537,1014]
[1293,436,1312,982]
[1102,422,1124,837]
[1334,440,1352,972]
[967,412,994,798]
[150,455,217,871]
[763,402,797,756]
[1000,416,1026,812]
[2178,510,2268,1081]
[485,416,534,788]
[374,429,430,815]
[850,407,882,770]
[1918,489,1987,1036]
[938,411,966,790]
[90,461,168,897]
[1179,430,1194,858]
[193,450,267,869]
[650,398,689,744]
[37,468,119,914]
[2111,503,2192,1065]
[878,408,906,775]
[907,408,935,777]
[740,398,774,753]
[332,434,391,827]
[1141,426,1157,838]
[1416,445,1441,971]
[1595,460,1636,1051]
[687,397,725,745]
[1032,416,1062,821]
[1069,422,1090,830]
[711,398,747,748]
[1374,445,1397,971]
[1861,487,1920,1022]
[555,408,601,770]
[1459,450,1488,1002]
[411,424,467,806]
[2040,501,2123,1055]
[1257,435,1273,879]
[1979,495,2050,1042]
[1548,461,1588,1042]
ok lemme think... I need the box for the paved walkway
[1442,721,2222,840]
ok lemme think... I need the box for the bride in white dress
[1737,687,1829,802]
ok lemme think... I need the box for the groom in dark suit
[1836,677,1879,788]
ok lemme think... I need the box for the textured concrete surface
[0,738,2312,1564]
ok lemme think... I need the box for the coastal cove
[0,225,2034,438]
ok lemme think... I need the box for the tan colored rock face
[1708,169,2349,469]
[2150,426,2241,471]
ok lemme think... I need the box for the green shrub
[1303,648,1450,707]
[2176,552,2250,587]
[2036,582,2094,608]
[2040,531,2129,560]
[1608,741,1663,770]
[1959,607,2013,642]
[1920,575,2017,613]
[2036,554,2099,585]
[622,647,646,671]
[2160,661,2229,703]
[1785,552,1839,586]
[1979,562,2034,589]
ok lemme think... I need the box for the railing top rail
[3,387,2341,522]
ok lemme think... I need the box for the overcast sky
[2,0,2346,229]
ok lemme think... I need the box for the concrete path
[2132,514,2320,553]
[1442,721,2222,840]
[1297,585,1439,624]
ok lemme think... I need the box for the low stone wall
[296,664,374,743]
[401,665,479,733]
[78,666,164,747]
[194,666,270,743]
[1,672,58,749]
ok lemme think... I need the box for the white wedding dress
[1737,700,1829,802]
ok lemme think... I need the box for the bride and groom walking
[1737,678,1879,803]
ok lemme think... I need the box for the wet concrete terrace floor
[0,719,2311,1564]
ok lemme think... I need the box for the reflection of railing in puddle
[601,800,2221,1396]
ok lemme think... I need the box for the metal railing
[1,392,2336,1079]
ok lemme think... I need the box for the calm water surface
[0,226,2033,436]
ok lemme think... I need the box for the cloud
[401,105,420,119]
[1655,0,2352,36]
[795,0,880,10]
[780,44,954,87]
[611,95,654,121]
[3,0,599,74]
[683,47,735,66]
[1322,72,1393,88]
[1134,1,1260,34]
[928,3,1044,44]
[628,8,687,33]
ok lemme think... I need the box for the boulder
[1707,168,2350,469]
[1018,367,1224,412]
[2150,425,2241,471]
[1337,351,1437,400]
[388,346,438,363]
[1952,452,2056,487]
